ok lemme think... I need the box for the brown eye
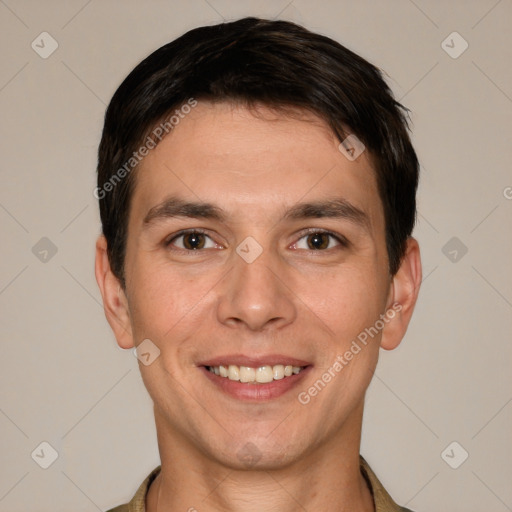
[307,233,329,250]
[182,232,206,250]
[167,231,218,251]
[306,232,331,250]
[293,231,345,251]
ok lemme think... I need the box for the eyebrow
[144,196,224,224]
[283,198,370,231]
[143,196,370,232]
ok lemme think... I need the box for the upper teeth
[207,364,304,383]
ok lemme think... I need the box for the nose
[215,244,297,332]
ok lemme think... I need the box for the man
[95,17,421,512]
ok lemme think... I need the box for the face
[97,101,419,470]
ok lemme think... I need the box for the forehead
[130,101,383,229]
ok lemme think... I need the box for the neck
[147,404,374,512]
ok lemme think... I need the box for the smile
[206,364,305,384]
[201,364,312,401]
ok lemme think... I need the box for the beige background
[1,1,511,511]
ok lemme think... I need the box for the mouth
[198,355,312,401]
[205,364,306,383]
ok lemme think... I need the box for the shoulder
[104,465,161,512]
[360,455,417,512]
[105,506,129,512]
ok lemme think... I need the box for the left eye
[294,232,342,250]
[168,231,218,250]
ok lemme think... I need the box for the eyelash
[165,228,349,253]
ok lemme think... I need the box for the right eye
[165,230,222,251]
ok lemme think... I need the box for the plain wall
[0,1,511,511]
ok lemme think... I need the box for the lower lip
[200,366,312,401]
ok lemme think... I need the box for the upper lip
[198,354,312,368]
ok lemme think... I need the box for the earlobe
[380,237,422,351]
[95,235,134,349]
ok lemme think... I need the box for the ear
[380,237,422,351]
[95,235,134,349]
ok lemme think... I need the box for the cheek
[126,257,222,342]
[296,263,386,339]
[303,268,385,413]
[126,263,188,337]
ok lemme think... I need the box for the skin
[96,101,422,512]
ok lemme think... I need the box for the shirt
[106,456,414,512]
